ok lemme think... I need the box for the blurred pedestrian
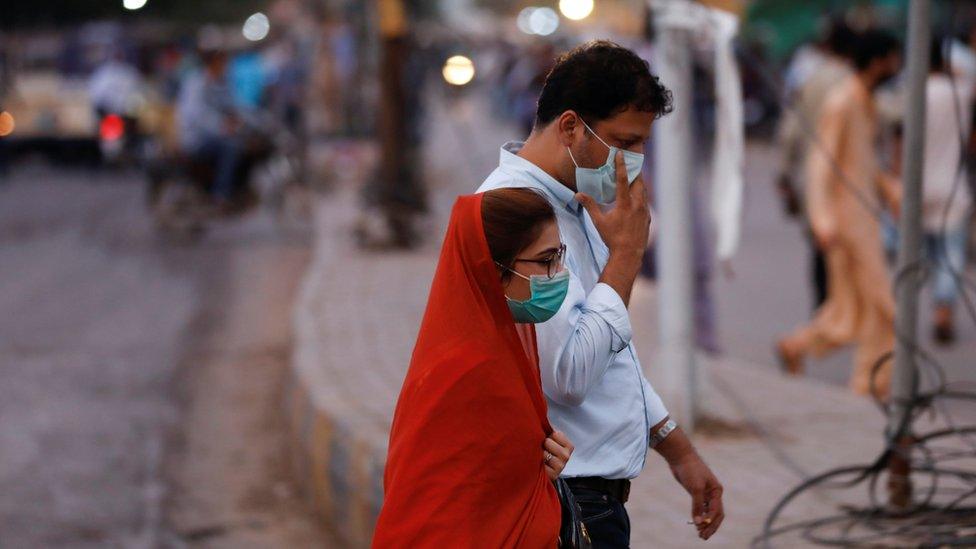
[228,45,267,110]
[777,30,903,399]
[775,17,855,308]
[175,48,245,207]
[921,39,973,344]
[374,189,573,547]
[478,41,724,546]
[89,49,142,121]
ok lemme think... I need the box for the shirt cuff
[582,282,633,348]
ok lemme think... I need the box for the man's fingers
[614,151,630,206]
[701,512,724,539]
[575,192,602,222]
[700,484,724,538]
[629,173,647,205]
[689,484,707,525]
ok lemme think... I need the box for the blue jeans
[925,225,969,306]
[571,487,631,548]
[191,136,244,200]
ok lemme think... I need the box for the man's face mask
[567,118,644,204]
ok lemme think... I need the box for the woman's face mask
[567,118,644,205]
[499,267,570,324]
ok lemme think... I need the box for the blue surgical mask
[499,268,570,324]
[567,119,644,204]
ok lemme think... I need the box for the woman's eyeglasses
[512,244,567,279]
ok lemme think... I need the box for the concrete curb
[284,180,384,547]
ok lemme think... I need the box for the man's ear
[555,111,579,147]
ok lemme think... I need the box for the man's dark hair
[851,29,901,71]
[535,40,672,127]
[824,16,856,58]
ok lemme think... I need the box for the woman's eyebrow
[532,247,560,259]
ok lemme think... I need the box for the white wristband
[650,418,677,448]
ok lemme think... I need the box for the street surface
[0,164,328,548]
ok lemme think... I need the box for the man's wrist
[654,425,697,465]
[608,248,644,268]
[649,418,678,448]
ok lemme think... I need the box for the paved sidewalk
[287,90,972,547]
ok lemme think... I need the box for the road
[0,164,328,548]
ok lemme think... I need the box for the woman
[372,188,574,548]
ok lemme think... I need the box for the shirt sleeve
[535,277,634,407]
[642,374,670,429]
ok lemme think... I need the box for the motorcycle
[97,110,142,166]
[143,110,309,239]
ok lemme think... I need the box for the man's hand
[670,453,724,540]
[576,151,650,306]
[654,425,725,540]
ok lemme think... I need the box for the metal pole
[888,0,930,508]
[653,20,698,430]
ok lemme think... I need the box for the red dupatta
[372,194,560,548]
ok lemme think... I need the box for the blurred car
[1,31,100,162]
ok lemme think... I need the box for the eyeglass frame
[509,243,567,280]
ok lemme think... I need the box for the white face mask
[567,119,644,204]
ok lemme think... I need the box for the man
[775,18,855,308]
[89,49,142,120]
[777,30,903,398]
[477,41,724,546]
[176,48,246,208]
[921,38,973,344]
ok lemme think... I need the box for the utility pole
[653,3,698,430]
[888,0,930,509]
[371,0,425,248]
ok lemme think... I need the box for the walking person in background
[479,41,724,546]
[775,18,855,309]
[921,39,973,344]
[374,189,574,547]
[777,30,903,399]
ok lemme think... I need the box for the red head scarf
[372,194,560,548]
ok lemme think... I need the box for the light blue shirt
[477,142,669,480]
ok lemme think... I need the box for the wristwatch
[649,418,677,448]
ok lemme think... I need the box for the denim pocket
[576,494,614,524]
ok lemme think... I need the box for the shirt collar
[499,141,581,214]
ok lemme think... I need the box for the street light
[530,7,559,35]
[0,111,14,137]
[559,0,594,20]
[242,12,270,42]
[123,0,148,10]
[517,7,560,36]
[442,55,475,86]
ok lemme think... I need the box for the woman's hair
[481,188,556,276]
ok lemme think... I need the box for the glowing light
[123,0,148,10]
[100,114,125,141]
[442,55,475,86]
[559,0,594,20]
[528,7,559,36]
[517,7,537,35]
[0,111,14,137]
[242,12,271,42]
